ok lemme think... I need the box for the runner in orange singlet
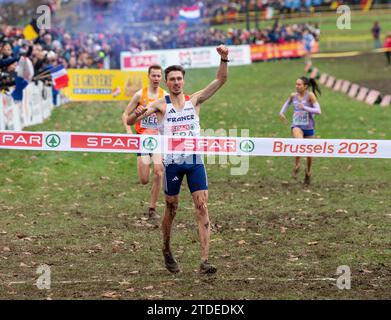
[122,65,166,219]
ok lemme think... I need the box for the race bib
[141,114,158,129]
[170,124,196,136]
[293,111,309,126]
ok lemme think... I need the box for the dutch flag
[179,5,201,23]
[50,65,69,90]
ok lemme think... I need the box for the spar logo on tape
[239,140,255,153]
[45,134,61,148]
[71,134,140,150]
[169,138,237,153]
[143,137,158,151]
[0,132,43,147]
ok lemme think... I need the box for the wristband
[221,58,229,63]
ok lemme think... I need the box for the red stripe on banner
[0,132,43,147]
[169,137,237,153]
[71,134,141,150]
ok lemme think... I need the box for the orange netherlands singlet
[134,87,164,135]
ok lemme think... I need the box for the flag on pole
[23,19,40,41]
[50,65,69,90]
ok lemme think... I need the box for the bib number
[141,114,157,129]
[293,111,309,126]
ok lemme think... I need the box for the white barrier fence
[0,83,54,131]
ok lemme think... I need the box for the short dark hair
[148,64,163,75]
[164,65,185,80]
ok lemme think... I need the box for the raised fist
[216,44,229,59]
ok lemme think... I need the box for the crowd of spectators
[82,0,391,27]
[0,19,320,77]
[79,0,328,26]
[1,0,389,93]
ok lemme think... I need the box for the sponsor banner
[61,69,148,101]
[121,45,251,71]
[1,131,391,159]
[250,41,319,61]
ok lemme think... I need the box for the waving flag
[50,65,69,90]
[11,76,29,101]
[23,19,40,41]
[179,5,201,23]
[11,56,34,102]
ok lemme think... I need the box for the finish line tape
[1,131,391,159]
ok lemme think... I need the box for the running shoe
[200,260,217,274]
[148,208,160,220]
[163,251,181,273]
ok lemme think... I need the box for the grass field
[1,53,390,299]
[314,52,391,95]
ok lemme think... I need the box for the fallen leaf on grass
[359,268,373,274]
[143,285,154,290]
[125,288,135,293]
[307,241,318,246]
[238,240,246,245]
[3,247,10,252]
[102,291,121,299]
[288,255,299,262]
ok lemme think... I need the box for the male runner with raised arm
[127,45,229,274]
